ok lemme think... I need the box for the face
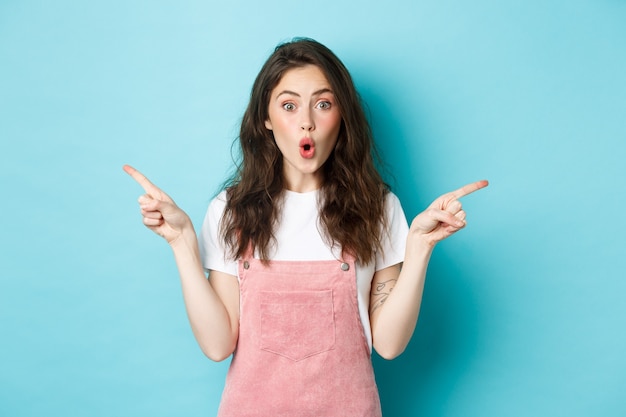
[265,65,342,192]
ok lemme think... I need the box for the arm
[123,165,239,361]
[370,180,488,359]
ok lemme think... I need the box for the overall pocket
[259,290,336,361]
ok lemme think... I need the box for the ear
[264,119,273,130]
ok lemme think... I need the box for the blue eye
[283,102,296,111]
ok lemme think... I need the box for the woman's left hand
[409,180,489,247]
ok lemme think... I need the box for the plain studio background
[1,1,625,416]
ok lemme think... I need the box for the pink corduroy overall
[216,253,382,417]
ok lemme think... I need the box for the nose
[300,109,314,131]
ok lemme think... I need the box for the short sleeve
[375,193,409,271]
[198,191,238,276]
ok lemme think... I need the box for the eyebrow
[275,88,334,99]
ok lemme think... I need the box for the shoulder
[210,189,229,208]
[206,189,228,217]
[199,190,238,273]
[384,191,401,206]
[381,191,408,244]
[198,190,229,234]
[374,191,408,270]
[383,192,406,220]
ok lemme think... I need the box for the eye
[282,102,296,111]
[316,100,332,110]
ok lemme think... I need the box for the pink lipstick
[299,137,315,159]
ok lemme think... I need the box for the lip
[299,137,315,159]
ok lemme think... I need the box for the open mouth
[299,138,315,159]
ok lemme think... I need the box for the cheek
[267,114,291,134]
[320,111,342,133]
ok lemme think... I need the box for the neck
[284,178,322,193]
[283,171,324,193]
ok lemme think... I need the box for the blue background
[1,1,625,416]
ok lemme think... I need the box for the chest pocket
[259,290,336,361]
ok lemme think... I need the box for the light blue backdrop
[1,1,624,416]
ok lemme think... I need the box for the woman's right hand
[123,165,192,244]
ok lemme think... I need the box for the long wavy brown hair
[220,38,389,264]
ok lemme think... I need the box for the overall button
[243,261,250,269]
[340,262,350,271]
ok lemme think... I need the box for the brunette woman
[125,38,487,416]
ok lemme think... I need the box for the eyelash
[281,101,332,111]
[317,101,332,110]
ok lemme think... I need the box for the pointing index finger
[123,164,160,196]
[450,179,489,199]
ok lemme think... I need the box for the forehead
[272,65,332,95]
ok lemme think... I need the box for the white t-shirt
[198,189,409,351]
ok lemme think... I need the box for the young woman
[124,38,487,416]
